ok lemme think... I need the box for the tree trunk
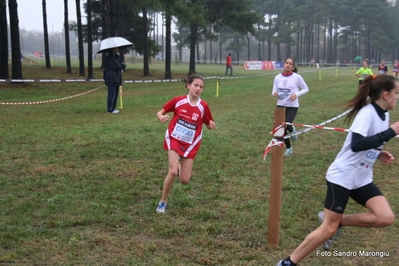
[219,35,222,63]
[277,43,281,62]
[164,6,172,79]
[267,37,272,61]
[8,0,23,79]
[142,6,150,77]
[267,15,272,61]
[235,37,240,64]
[209,39,213,63]
[204,40,207,62]
[100,0,107,68]
[297,23,301,62]
[323,18,327,63]
[316,24,320,63]
[64,0,72,73]
[246,34,250,60]
[109,0,115,36]
[0,1,9,79]
[76,0,85,76]
[189,22,197,75]
[196,42,199,62]
[257,23,261,61]
[87,0,93,79]
[327,18,333,63]
[305,22,311,62]
[334,22,338,63]
[262,40,265,61]
[42,0,51,68]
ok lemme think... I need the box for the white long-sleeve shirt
[272,72,309,107]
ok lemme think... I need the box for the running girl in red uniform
[156,74,216,213]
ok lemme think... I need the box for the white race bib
[278,88,290,100]
[359,149,380,169]
[171,118,196,144]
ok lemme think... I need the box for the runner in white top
[272,66,309,108]
[276,74,399,266]
[272,57,309,156]
[326,103,388,190]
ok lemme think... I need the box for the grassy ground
[0,63,398,265]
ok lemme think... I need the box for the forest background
[2,0,399,82]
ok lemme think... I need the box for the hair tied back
[372,75,376,80]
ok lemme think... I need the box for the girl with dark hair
[155,74,216,213]
[272,57,309,156]
[276,74,399,266]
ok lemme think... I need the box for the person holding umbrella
[104,47,126,113]
[97,37,132,113]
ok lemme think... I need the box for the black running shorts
[324,181,383,214]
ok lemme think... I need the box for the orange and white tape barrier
[263,109,351,160]
[263,109,399,160]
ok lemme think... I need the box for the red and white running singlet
[163,95,213,158]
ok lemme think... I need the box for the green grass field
[1,63,398,265]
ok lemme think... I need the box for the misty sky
[11,0,84,33]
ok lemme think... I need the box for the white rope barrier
[1,85,104,105]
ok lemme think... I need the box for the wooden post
[267,107,286,247]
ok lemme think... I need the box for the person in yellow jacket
[356,60,373,86]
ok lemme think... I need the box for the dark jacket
[104,52,126,86]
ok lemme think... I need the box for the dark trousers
[107,85,119,112]
[225,65,233,76]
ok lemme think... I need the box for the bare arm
[206,120,216,130]
[157,108,169,123]
[378,150,394,165]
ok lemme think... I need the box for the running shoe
[284,147,293,156]
[156,201,167,213]
[276,260,294,266]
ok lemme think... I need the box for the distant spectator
[225,53,233,76]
